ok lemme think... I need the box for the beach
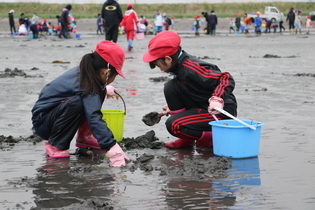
[0,18,315,209]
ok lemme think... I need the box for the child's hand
[106,85,119,100]
[208,96,224,114]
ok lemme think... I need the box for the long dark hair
[79,52,107,98]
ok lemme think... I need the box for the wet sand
[0,18,315,209]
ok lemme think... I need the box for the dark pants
[34,95,85,150]
[164,80,218,140]
[97,25,102,34]
[279,21,285,32]
[9,24,16,34]
[265,26,271,33]
[206,23,210,34]
[209,23,216,35]
[255,27,261,35]
[105,24,119,43]
[288,20,295,29]
[30,24,38,38]
[59,24,68,38]
[195,27,200,36]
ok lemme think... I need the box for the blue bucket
[75,34,81,38]
[209,119,264,158]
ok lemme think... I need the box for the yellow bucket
[101,110,125,142]
[101,92,126,142]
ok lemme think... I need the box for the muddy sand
[0,18,315,209]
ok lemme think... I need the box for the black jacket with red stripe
[171,50,237,116]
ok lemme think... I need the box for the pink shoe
[76,135,101,150]
[75,118,101,150]
[165,138,195,149]
[45,142,70,158]
[195,132,213,148]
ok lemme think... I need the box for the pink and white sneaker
[45,142,70,158]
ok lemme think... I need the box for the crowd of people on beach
[228,9,313,35]
[7,5,76,38]
[7,3,313,41]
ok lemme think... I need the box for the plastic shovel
[214,107,256,130]
[142,111,167,126]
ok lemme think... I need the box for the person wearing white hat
[8,10,16,35]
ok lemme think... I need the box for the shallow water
[0,29,315,209]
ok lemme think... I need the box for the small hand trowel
[142,111,167,126]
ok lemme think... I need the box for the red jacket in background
[120,9,139,32]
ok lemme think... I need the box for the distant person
[101,0,123,43]
[154,10,164,34]
[254,13,262,35]
[229,18,235,34]
[208,10,218,35]
[54,15,61,34]
[164,14,172,31]
[305,16,312,34]
[142,31,237,149]
[18,13,25,26]
[96,13,103,35]
[139,15,148,27]
[201,11,210,34]
[279,10,285,33]
[294,11,302,34]
[243,13,253,34]
[30,13,39,37]
[170,17,175,30]
[31,13,39,25]
[265,19,272,33]
[8,10,16,35]
[29,22,39,38]
[24,18,31,33]
[286,8,295,34]
[120,4,139,51]
[41,19,49,35]
[59,4,72,38]
[235,13,241,34]
[31,41,129,167]
[193,15,201,36]
[18,20,28,35]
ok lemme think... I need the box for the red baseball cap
[94,41,125,78]
[127,4,134,8]
[142,31,181,63]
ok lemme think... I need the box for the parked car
[309,11,315,20]
[247,6,280,23]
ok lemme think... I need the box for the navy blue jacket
[208,13,218,25]
[31,67,116,150]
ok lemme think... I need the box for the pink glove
[162,104,171,116]
[105,143,130,167]
[208,96,224,114]
[106,85,119,99]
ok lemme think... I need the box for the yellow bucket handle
[114,91,127,115]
